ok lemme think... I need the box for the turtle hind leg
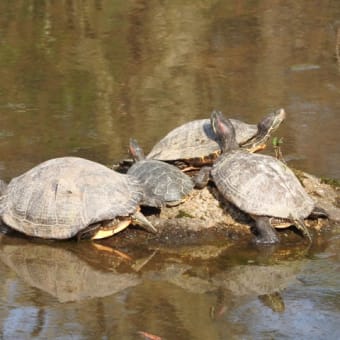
[252,216,279,244]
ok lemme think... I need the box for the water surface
[0,1,339,339]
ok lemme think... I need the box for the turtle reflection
[0,234,308,312]
[0,235,141,303]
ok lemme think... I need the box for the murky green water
[0,1,339,339]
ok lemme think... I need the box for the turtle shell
[0,157,144,239]
[211,151,315,220]
[128,159,194,207]
[146,118,257,162]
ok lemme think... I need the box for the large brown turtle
[210,110,320,244]
[0,157,157,240]
[146,109,286,169]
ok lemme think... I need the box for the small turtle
[146,109,285,169]
[210,110,317,244]
[128,139,194,207]
[0,157,157,240]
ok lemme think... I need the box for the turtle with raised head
[0,157,157,240]
[128,139,194,207]
[210,110,317,244]
[146,109,285,169]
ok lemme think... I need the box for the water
[0,234,339,339]
[0,1,339,339]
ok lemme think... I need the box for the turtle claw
[294,219,312,243]
[132,211,157,234]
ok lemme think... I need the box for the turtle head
[258,108,286,136]
[211,110,239,153]
[129,138,145,162]
[242,108,286,152]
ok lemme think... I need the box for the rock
[94,170,337,250]
[144,170,339,236]
[147,185,251,234]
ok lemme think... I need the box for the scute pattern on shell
[147,118,257,161]
[212,151,315,220]
[128,159,194,207]
[1,157,143,239]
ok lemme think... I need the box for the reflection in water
[0,232,339,338]
[0,236,141,303]
[258,292,285,313]
[0,1,340,339]
[0,234,326,339]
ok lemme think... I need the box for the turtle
[0,157,157,240]
[146,108,286,169]
[210,110,318,244]
[127,138,194,207]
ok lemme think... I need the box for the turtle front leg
[193,166,212,189]
[251,215,279,244]
[132,211,157,234]
[294,219,312,243]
